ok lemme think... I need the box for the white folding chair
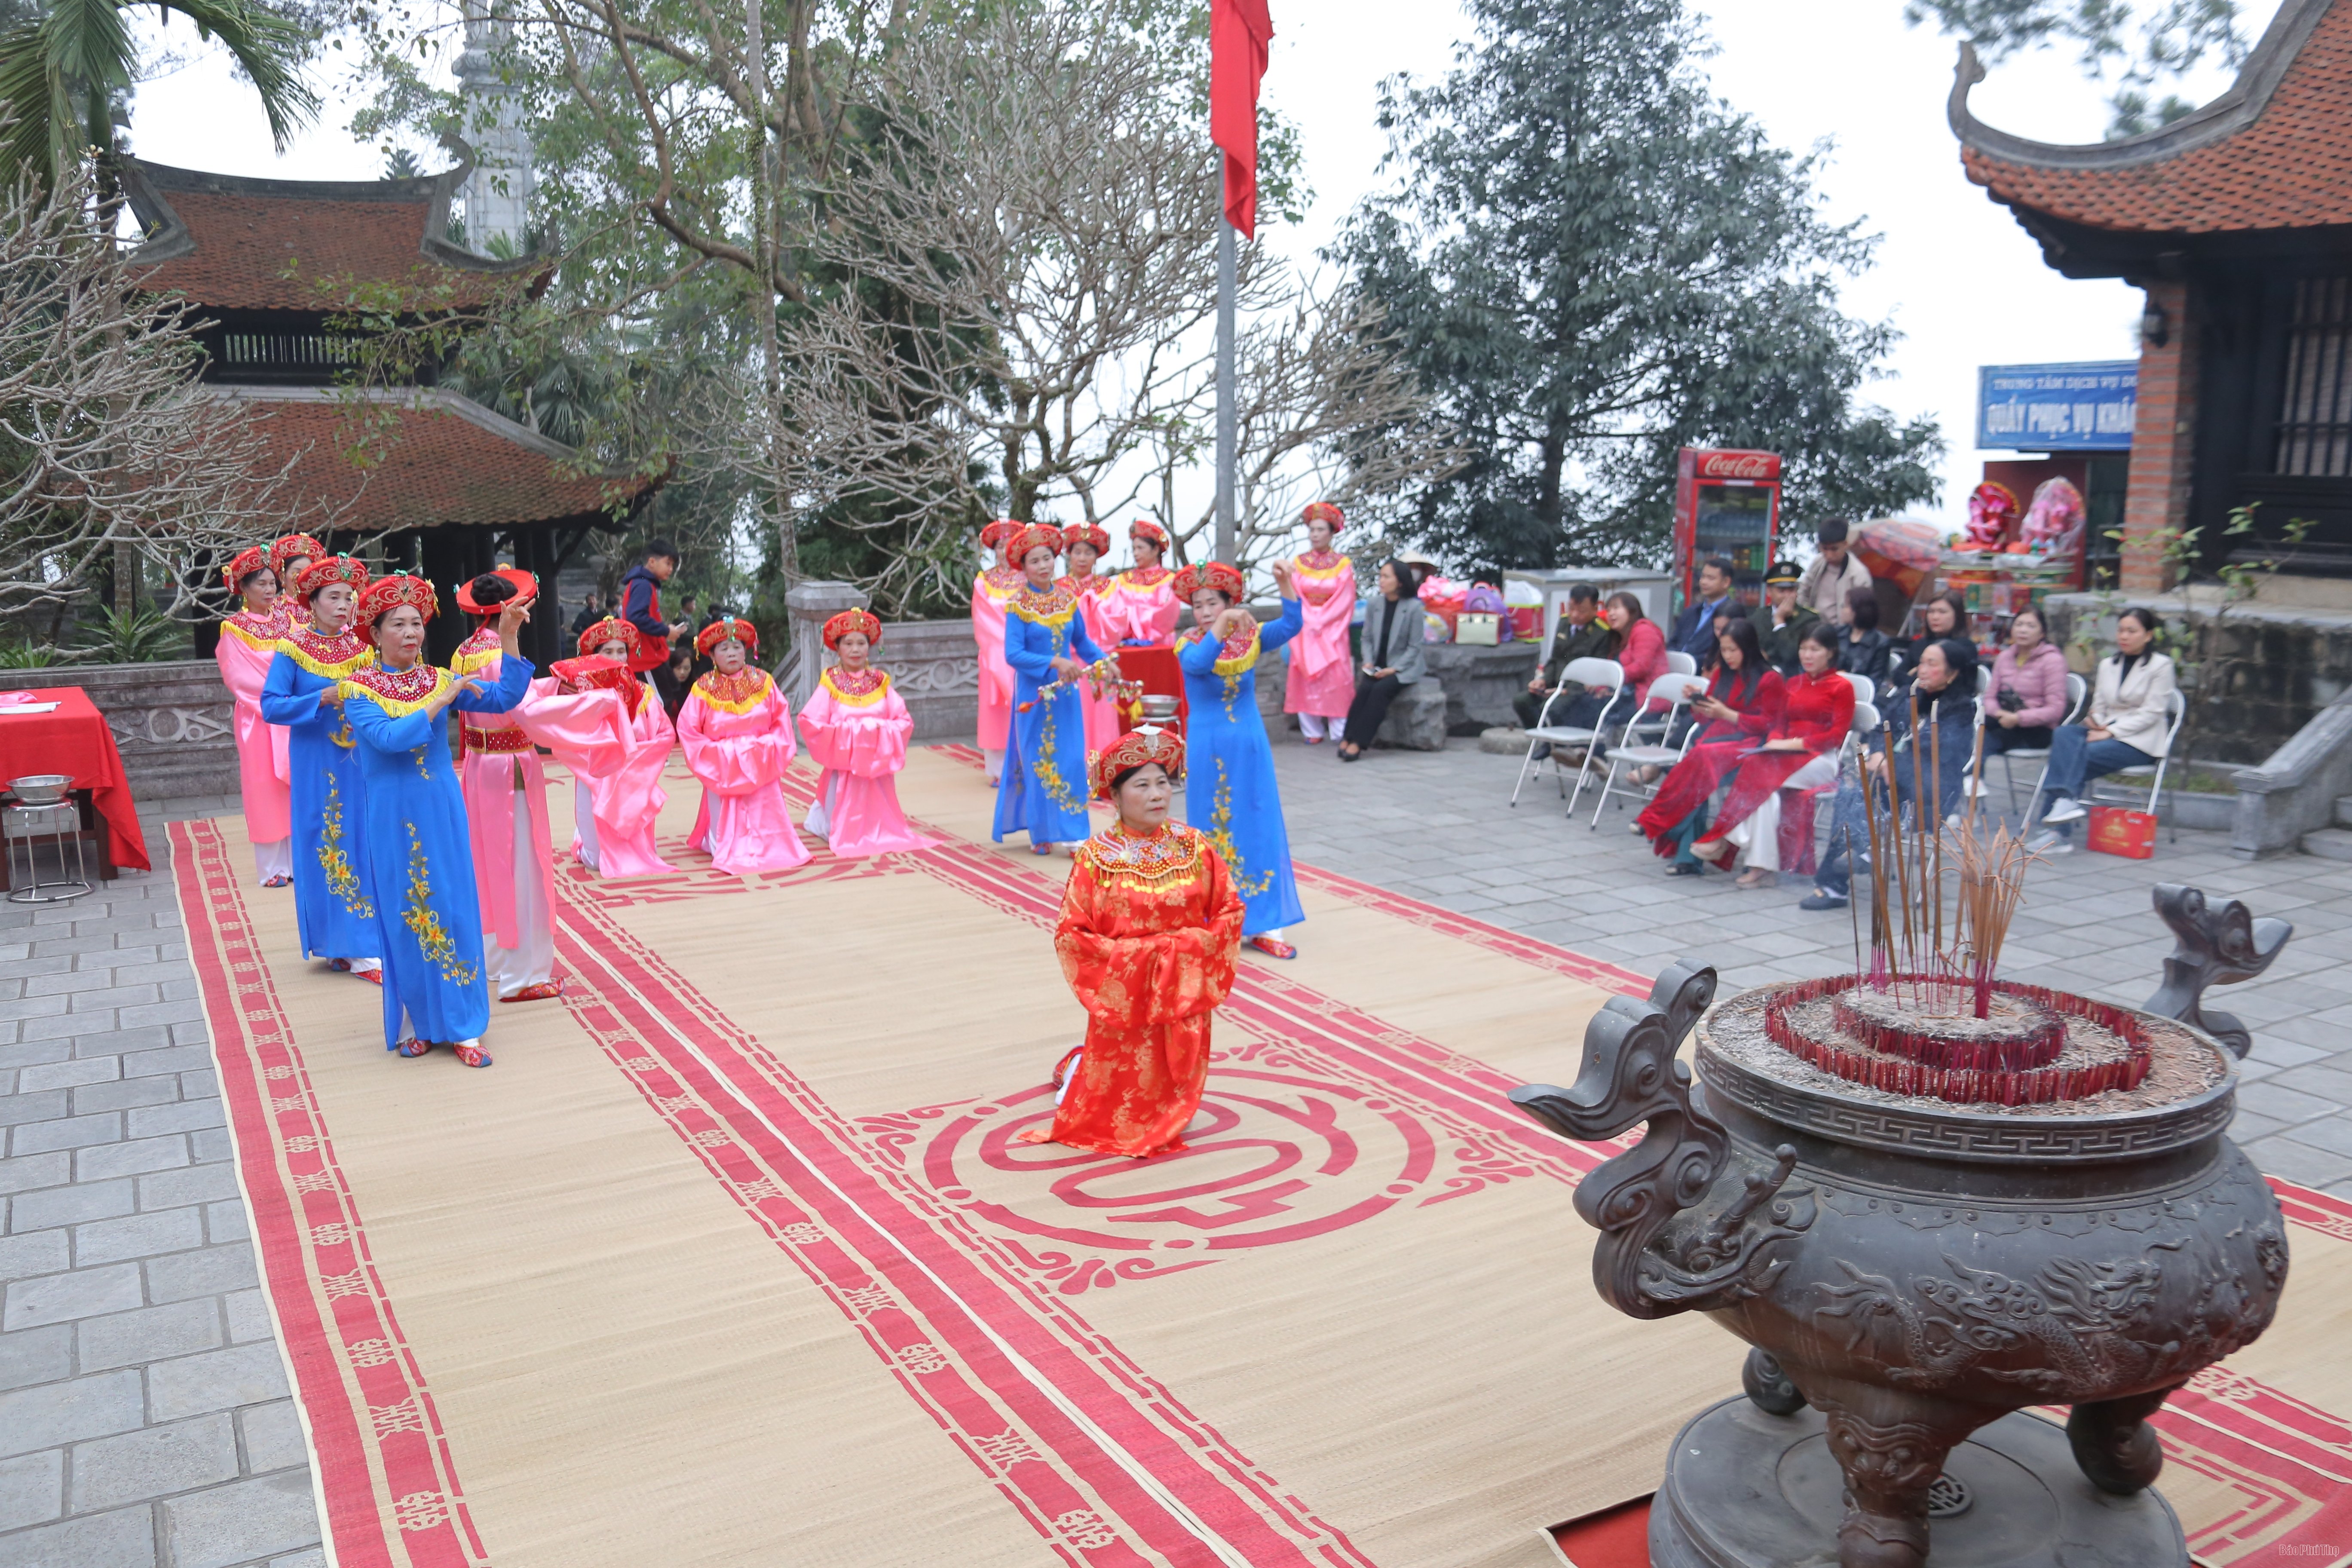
[1589,672,1711,827]
[1665,651,1699,676]
[1511,656,1627,813]
[2001,672,2089,813]
[1960,666,1995,800]
[2088,688,2190,838]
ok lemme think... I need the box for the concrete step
[2337,793,2352,828]
[2306,827,2352,863]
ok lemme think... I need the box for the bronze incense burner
[1512,885,2292,1568]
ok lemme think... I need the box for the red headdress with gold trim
[696,616,759,657]
[1128,520,1170,549]
[821,608,882,651]
[1061,523,1111,555]
[1004,524,1063,566]
[222,546,272,593]
[576,616,641,660]
[1090,725,1185,799]
[268,534,327,579]
[294,555,368,601]
[980,520,1018,550]
[1172,561,1246,604]
[455,567,539,617]
[1302,501,1344,531]
[356,575,437,640]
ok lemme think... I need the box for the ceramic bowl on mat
[6,775,72,805]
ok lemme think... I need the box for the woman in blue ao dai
[338,576,534,1068]
[993,523,1106,854]
[257,557,382,982]
[1176,559,1305,959]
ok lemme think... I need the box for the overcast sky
[127,0,2279,542]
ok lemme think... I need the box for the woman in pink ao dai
[797,610,935,858]
[676,617,812,875]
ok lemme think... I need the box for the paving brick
[2,1260,144,1330]
[24,933,117,958]
[0,1090,69,1130]
[70,1412,241,1512]
[188,1128,232,1164]
[116,999,205,1031]
[221,1289,272,1346]
[119,1045,213,1081]
[72,1076,180,1116]
[2236,1081,2344,1126]
[64,984,163,1014]
[72,1026,170,1060]
[74,1207,207,1268]
[266,1552,327,1568]
[0,1152,69,1197]
[78,1136,190,1184]
[0,1449,62,1533]
[159,1469,319,1568]
[14,1011,94,1043]
[178,1068,219,1100]
[0,1368,144,1458]
[0,1504,154,1568]
[203,1202,249,1246]
[137,1164,238,1211]
[126,1099,224,1139]
[147,1341,290,1421]
[0,1324,70,1391]
[169,1022,211,1048]
[15,1057,117,1092]
[2248,1135,2352,1188]
[143,1243,257,1306]
[10,1110,123,1156]
[0,1230,70,1282]
[77,1298,224,1373]
[10,1177,135,1232]
[0,994,69,1022]
[0,1041,69,1071]
[237,1400,308,1473]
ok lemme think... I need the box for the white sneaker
[2024,830,2073,854]
[2040,798,2086,825]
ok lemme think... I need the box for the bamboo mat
[170,744,2352,1567]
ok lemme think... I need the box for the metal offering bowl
[7,774,73,805]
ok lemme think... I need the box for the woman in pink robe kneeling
[564,616,677,878]
[677,617,811,875]
[798,609,936,858]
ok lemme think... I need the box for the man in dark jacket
[568,591,603,640]
[1668,557,1736,666]
[1514,584,1609,730]
[1758,561,1818,675]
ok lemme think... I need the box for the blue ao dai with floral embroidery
[340,656,533,1047]
[1177,597,1305,937]
[258,628,380,965]
[993,585,1105,846]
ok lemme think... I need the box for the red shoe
[327,958,351,972]
[499,981,563,1004]
[358,969,383,986]
[396,1038,432,1058]
[453,1042,493,1069]
[261,875,291,888]
[1247,936,1298,960]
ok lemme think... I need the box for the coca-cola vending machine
[1671,447,1782,612]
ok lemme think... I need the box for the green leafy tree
[1335,0,1942,576]
[0,0,316,192]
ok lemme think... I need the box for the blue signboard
[1976,361,2138,451]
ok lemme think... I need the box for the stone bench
[1374,678,1449,751]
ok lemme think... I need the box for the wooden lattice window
[2275,276,2352,478]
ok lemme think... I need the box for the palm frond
[155,0,317,151]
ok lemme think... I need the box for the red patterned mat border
[172,819,487,1568]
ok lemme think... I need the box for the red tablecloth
[0,686,150,871]
[1114,646,1188,730]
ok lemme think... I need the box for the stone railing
[6,660,237,800]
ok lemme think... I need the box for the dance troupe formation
[211,508,1362,1162]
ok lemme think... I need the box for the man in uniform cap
[1758,560,1819,677]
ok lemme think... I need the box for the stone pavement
[3,747,2346,1566]
[1267,734,2352,1199]
[1,795,322,1568]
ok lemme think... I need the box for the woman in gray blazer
[1336,560,1427,761]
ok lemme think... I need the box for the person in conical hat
[1283,502,1357,743]
[1176,558,1308,958]
[257,555,381,980]
[1015,726,1242,1159]
[337,574,537,1066]
[676,616,813,874]
[215,545,295,885]
[797,608,935,858]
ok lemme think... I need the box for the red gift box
[2087,805,2157,859]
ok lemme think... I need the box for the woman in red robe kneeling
[1017,727,1243,1160]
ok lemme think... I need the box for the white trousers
[1297,714,1335,740]
[572,776,600,873]
[982,747,1004,782]
[254,838,292,882]
[486,763,554,997]
[804,773,840,841]
[1723,754,1839,871]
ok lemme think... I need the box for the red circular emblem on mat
[917,1066,1439,1283]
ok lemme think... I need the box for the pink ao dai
[677,669,812,875]
[796,668,936,858]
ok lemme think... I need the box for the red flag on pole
[1210,0,1273,238]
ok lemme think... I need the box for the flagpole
[1215,214,1237,565]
